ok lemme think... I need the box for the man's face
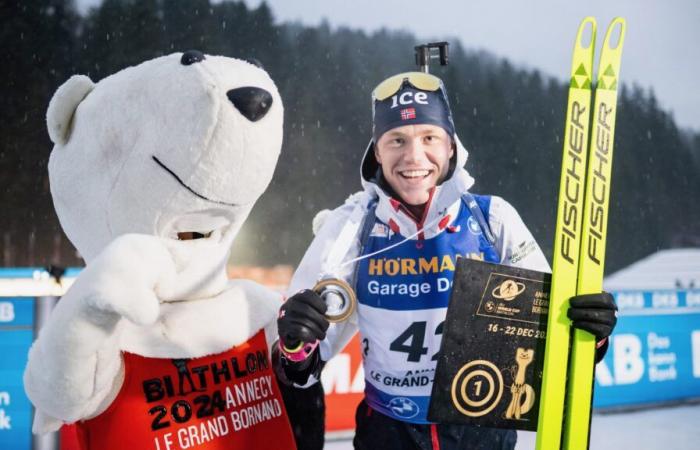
[375,124,454,206]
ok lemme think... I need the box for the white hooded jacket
[287,135,551,364]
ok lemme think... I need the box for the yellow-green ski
[563,18,626,450]
[535,17,596,450]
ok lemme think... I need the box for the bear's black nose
[226,87,273,122]
[181,50,205,65]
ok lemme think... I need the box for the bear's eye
[226,87,273,122]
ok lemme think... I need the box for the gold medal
[313,278,357,323]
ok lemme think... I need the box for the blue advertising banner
[0,297,35,450]
[0,268,82,279]
[594,290,700,408]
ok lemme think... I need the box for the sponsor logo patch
[388,397,420,419]
[467,216,482,235]
[510,240,537,264]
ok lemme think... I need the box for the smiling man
[374,124,452,217]
[274,72,618,450]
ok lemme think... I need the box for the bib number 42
[389,321,444,362]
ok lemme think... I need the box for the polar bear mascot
[24,50,298,450]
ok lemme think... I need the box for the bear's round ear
[46,75,95,145]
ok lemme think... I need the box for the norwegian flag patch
[400,107,416,120]
[370,223,390,238]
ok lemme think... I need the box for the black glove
[567,292,617,341]
[278,289,329,347]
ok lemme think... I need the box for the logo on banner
[0,302,14,322]
[0,391,11,430]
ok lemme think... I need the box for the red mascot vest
[75,330,296,450]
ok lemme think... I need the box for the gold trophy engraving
[313,278,357,323]
[505,348,536,420]
[450,360,504,418]
[491,279,526,301]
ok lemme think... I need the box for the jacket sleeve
[488,196,551,273]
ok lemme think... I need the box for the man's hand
[278,290,329,348]
[567,292,618,342]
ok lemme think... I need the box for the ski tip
[576,17,597,50]
[604,17,626,52]
[597,17,626,90]
[570,17,596,89]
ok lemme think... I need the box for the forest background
[2,0,698,274]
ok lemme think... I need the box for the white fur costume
[24,52,285,434]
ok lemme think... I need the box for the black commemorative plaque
[427,258,551,431]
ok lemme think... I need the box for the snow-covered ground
[325,403,700,449]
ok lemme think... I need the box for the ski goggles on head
[371,72,444,101]
[371,72,455,141]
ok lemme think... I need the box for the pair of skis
[536,17,626,450]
